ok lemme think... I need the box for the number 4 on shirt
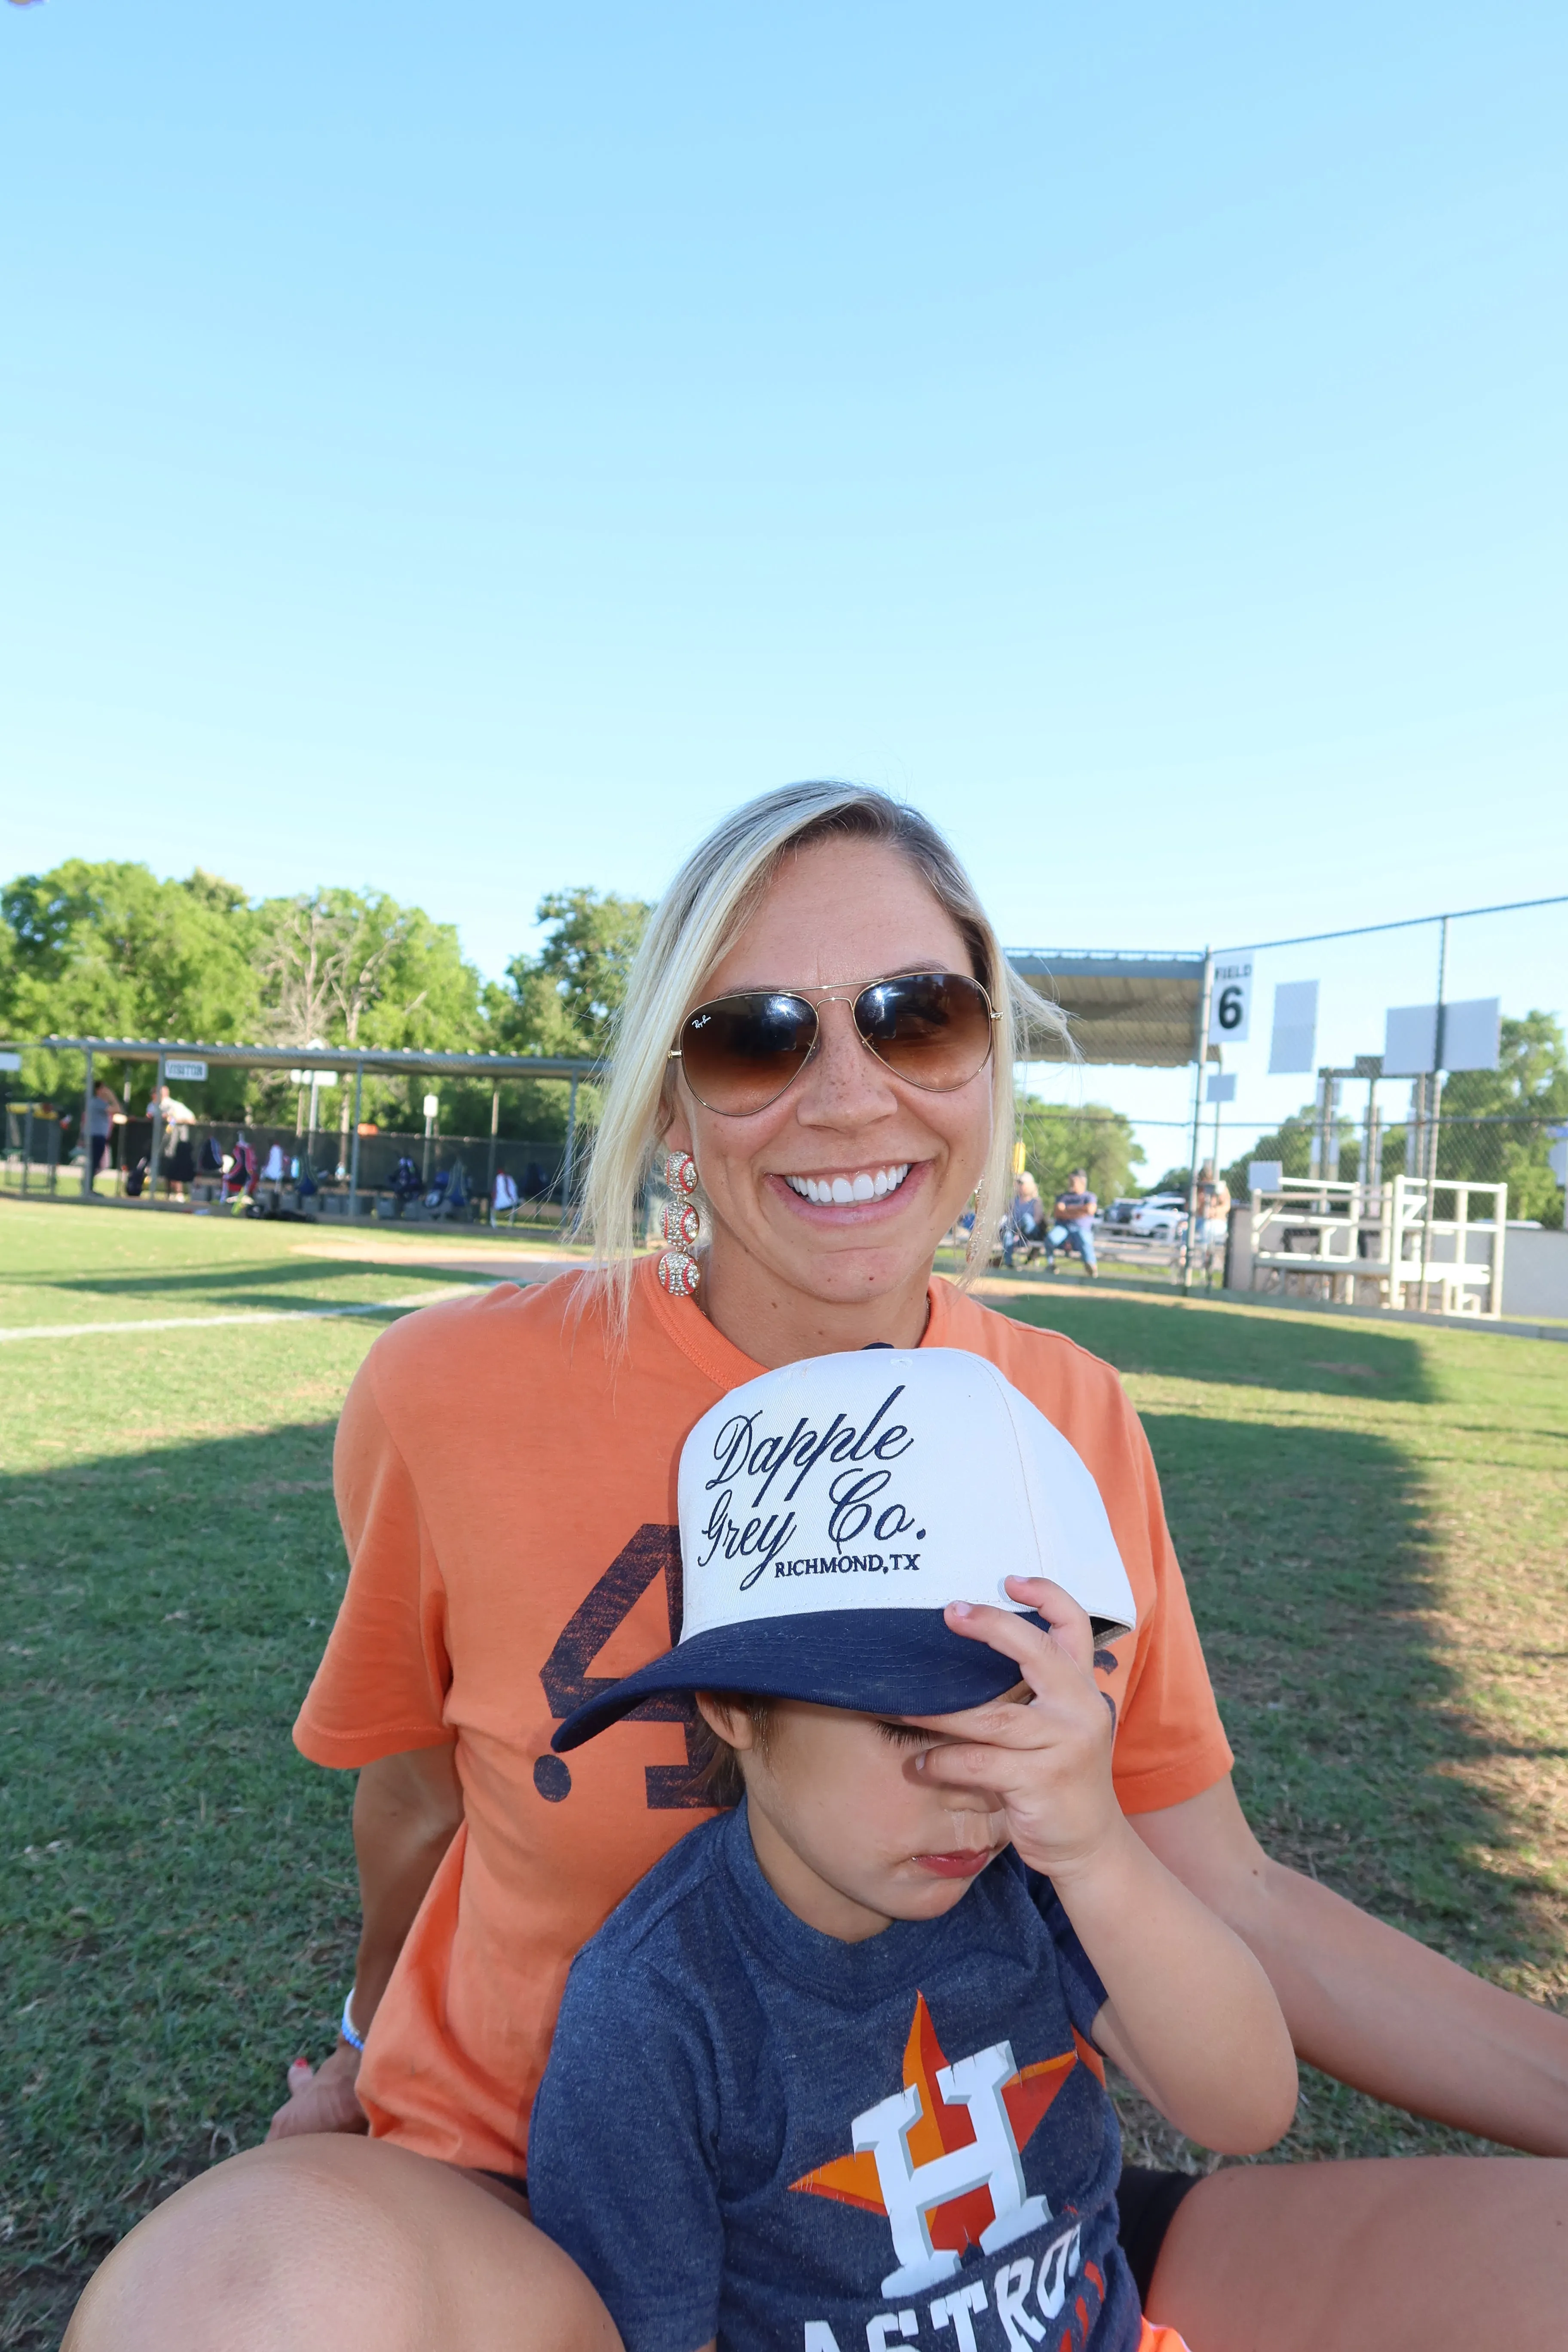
[539,1523,711,1809]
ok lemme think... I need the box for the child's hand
[909,1576,1124,1886]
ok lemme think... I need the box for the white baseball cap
[552,1347,1136,1751]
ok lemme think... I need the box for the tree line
[0,860,650,1143]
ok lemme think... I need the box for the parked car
[1127,1191,1188,1241]
[1102,1198,1139,1228]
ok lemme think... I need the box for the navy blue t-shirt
[528,1807,1139,2352]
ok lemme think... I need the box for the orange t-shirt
[294,1255,1232,2174]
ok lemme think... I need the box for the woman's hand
[266,2040,370,2141]
[911,1575,1121,1885]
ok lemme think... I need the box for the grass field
[3,1200,1566,2345]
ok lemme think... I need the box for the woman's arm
[1133,1775,1568,2156]
[267,1743,464,2140]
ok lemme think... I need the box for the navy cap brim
[551,1608,1061,1753]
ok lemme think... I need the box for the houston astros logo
[792,1994,1096,2297]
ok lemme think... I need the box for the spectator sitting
[1002,1169,1046,1267]
[1045,1167,1099,1277]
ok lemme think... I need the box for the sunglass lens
[856,974,993,1090]
[679,994,818,1114]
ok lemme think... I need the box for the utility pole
[1181,952,1214,1290]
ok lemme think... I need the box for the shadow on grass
[1133,1402,1565,2171]
[1001,1291,1438,1404]
[1,1425,361,2343]
[7,1260,491,1302]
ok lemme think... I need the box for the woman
[1001,1167,1045,1265]
[86,1078,123,1191]
[67,786,1568,2352]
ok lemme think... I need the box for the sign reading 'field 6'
[1207,959,1252,1044]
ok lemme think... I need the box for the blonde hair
[580,782,1069,1338]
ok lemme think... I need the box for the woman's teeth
[783,1164,911,1205]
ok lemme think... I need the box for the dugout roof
[1008,951,1208,1067]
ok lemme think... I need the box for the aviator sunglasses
[670,971,999,1117]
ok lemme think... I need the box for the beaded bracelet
[340,1991,366,2052]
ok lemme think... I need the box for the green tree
[0,861,261,1113]
[251,890,486,1133]
[1438,1011,1568,1227]
[483,888,653,1148]
[1014,1099,1144,1208]
[490,887,652,1059]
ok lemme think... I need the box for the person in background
[86,1080,123,1192]
[1193,1163,1230,1254]
[150,1082,198,1201]
[1002,1167,1046,1266]
[491,1167,521,1228]
[1046,1167,1099,1277]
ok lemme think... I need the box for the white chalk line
[0,1286,493,1345]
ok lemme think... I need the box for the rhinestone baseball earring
[656,1150,702,1298]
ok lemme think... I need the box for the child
[528,1349,1296,2352]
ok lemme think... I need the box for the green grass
[3,1203,1566,2343]
[991,1280,1568,2174]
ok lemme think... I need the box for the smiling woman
[66,786,1568,2352]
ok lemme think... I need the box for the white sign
[1383,1004,1438,1077]
[1249,1160,1284,1194]
[1206,1072,1237,1103]
[164,1058,208,1083]
[288,1069,338,1087]
[1439,998,1501,1074]
[1208,960,1252,1044]
[1268,981,1318,1075]
[0,1050,21,1073]
[423,1094,440,1119]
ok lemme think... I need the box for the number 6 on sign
[1208,961,1252,1044]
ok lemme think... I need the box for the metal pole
[562,1074,580,1231]
[1182,952,1213,1289]
[1429,914,1450,1188]
[348,1057,364,1220]
[147,1052,167,1201]
[487,1085,499,1208]
[22,1103,33,1196]
[80,1047,95,1199]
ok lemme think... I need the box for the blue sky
[3,3,1564,1151]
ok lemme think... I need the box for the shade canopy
[23,1036,598,1081]
[1008,952,1210,1068]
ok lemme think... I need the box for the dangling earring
[656,1150,702,1297]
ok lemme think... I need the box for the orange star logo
[790,1993,1102,2269]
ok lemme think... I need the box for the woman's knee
[64,2137,619,2352]
[1146,2156,1568,2352]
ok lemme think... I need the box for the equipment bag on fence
[123,1157,148,1199]
[199,1136,224,1175]
[391,1155,421,1200]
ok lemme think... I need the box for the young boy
[528,1349,1296,2352]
